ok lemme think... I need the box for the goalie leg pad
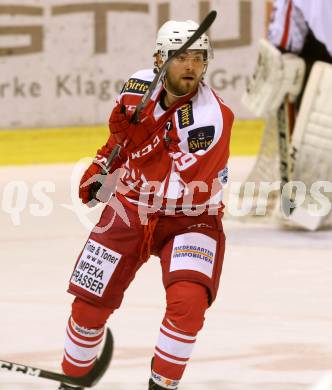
[289,61,332,230]
[242,39,305,116]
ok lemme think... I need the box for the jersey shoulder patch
[120,69,154,95]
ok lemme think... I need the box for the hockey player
[59,19,233,390]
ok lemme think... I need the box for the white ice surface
[0,157,331,390]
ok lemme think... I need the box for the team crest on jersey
[121,78,151,95]
[177,101,194,129]
[187,126,215,152]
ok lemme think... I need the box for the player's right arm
[79,70,155,206]
[78,134,125,206]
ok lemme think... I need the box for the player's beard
[165,71,202,96]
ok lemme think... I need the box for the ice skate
[58,383,84,390]
[149,378,177,390]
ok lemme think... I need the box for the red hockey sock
[62,316,104,377]
[151,281,209,389]
[61,298,113,377]
[152,317,197,389]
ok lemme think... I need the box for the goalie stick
[276,97,323,230]
[104,9,217,169]
[0,327,113,388]
[276,97,294,216]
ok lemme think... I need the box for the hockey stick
[0,328,113,388]
[105,10,217,168]
[277,97,323,230]
[276,97,293,216]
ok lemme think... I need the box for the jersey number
[172,152,197,171]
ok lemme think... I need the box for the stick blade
[288,206,324,231]
[204,10,217,25]
[175,10,217,57]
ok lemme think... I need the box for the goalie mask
[154,20,213,63]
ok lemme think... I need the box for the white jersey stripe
[160,323,196,341]
[154,349,187,366]
[70,317,104,338]
[66,325,104,347]
[157,330,195,359]
[64,351,96,368]
[65,329,102,361]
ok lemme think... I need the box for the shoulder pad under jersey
[120,69,154,96]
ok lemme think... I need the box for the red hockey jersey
[110,69,234,216]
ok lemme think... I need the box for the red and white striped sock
[151,318,197,389]
[61,316,104,377]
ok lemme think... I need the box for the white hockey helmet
[155,20,213,62]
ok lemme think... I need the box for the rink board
[0,120,265,165]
